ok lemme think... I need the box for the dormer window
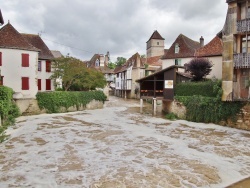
[95,59,100,67]
[175,43,179,54]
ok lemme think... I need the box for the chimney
[200,36,204,47]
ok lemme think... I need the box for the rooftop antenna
[38,30,45,36]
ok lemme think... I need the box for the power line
[41,37,94,54]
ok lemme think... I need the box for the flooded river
[0,96,249,187]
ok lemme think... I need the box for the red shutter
[46,61,51,72]
[22,77,29,90]
[0,76,3,86]
[38,79,41,90]
[0,52,2,66]
[46,79,51,90]
[22,54,29,67]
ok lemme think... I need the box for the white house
[22,34,55,91]
[0,23,40,99]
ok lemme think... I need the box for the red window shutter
[38,79,41,90]
[46,79,51,90]
[0,52,2,66]
[22,77,29,90]
[46,61,51,72]
[22,54,29,67]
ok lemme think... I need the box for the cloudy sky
[1,0,228,62]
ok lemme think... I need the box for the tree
[107,62,116,69]
[51,56,106,91]
[115,57,127,66]
[186,58,213,81]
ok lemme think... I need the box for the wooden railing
[237,19,250,33]
[234,53,250,68]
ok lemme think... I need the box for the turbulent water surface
[0,96,249,188]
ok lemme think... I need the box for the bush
[165,113,178,120]
[0,86,20,142]
[175,80,221,97]
[36,90,107,113]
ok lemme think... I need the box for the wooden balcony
[234,53,250,68]
[237,19,250,33]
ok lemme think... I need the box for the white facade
[0,48,39,99]
[37,60,55,91]
[162,58,191,72]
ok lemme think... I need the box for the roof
[0,9,4,25]
[22,34,54,60]
[137,65,184,82]
[88,54,113,74]
[51,50,63,58]
[146,30,165,43]
[114,53,144,73]
[195,36,223,57]
[0,23,39,52]
[162,34,200,59]
[142,56,162,67]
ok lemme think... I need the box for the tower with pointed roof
[146,30,165,58]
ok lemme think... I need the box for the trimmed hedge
[36,90,107,113]
[0,86,20,142]
[174,80,244,124]
[175,80,221,97]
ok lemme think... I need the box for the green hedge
[0,86,20,142]
[174,80,244,124]
[36,90,107,113]
[175,80,221,97]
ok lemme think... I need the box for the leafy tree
[141,54,146,58]
[107,62,116,69]
[115,57,127,66]
[186,58,213,81]
[51,56,106,91]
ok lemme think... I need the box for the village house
[195,34,223,79]
[161,34,202,69]
[22,34,55,92]
[222,0,250,101]
[0,22,40,99]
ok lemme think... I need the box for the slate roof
[0,23,39,52]
[146,30,165,43]
[161,34,200,59]
[0,9,4,25]
[51,50,63,58]
[22,34,54,60]
[195,36,223,57]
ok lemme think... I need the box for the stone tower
[146,30,165,58]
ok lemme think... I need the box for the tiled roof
[195,36,223,57]
[51,50,63,58]
[22,34,54,60]
[0,9,4,25]
[162,34,200,59]
[0,23,39,51]
[114,52,144,73]
[88,54,113,74]
[147,30,165,43]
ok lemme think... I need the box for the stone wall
[163,100,250,131]
[15,99,104,116]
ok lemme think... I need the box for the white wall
[37,60,55,91]
[0,48,38,99]
[162,58,192,69]
[206,56,222,79]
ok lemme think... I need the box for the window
[38,61,42,71]
[175,44,179,54]
[38,79,41,90]
[0,76,3,86]
[157,42,159,45]
[46,61,51,72]
[22,54,29,67]
[22,77,29,90]
[175,59,181,66]
[95,59,99,67]
[46,79,51,90]
[0,52,2,66]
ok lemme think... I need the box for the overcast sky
[1,0,228,62]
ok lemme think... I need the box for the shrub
[0,86,20,142]
[165,113,178,120]
[36,90,107,113]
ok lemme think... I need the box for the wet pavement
[0,96,249,188]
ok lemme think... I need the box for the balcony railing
[237,19,250,33]
[234,53,250,68]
